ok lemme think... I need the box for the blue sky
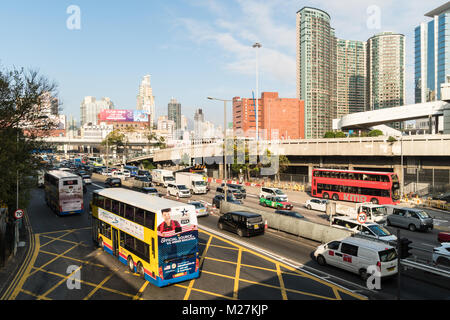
[0,0,445,127]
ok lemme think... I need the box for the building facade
[336,39,367,118]
[233,92,304,140]
[80,96,114,126]
[415,3,450,103]
[296,7,336,139]
[366,32,405,112]
[136,75,156,125]
[168,98,181,130]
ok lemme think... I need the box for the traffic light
[398,238,413,259]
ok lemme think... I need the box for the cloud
[178,0,297,85]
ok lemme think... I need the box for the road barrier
[219,202,352,244]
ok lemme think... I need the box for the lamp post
[207,97,231,199]
[253,42,262,142]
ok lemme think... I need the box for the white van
[331,216,397,242]
[314,237,398,280]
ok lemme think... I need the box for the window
[100,221,111,239]
[145,211,155,230]
[94,194,104,208]
[104,198,111,211]
[125,205,135,221]
[63,180,78,186]
[327,241,341,250]
[135,208,145,225]
[341,243,358,256]
[119,203,125,217]
[111,200,119,213]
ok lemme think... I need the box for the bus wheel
[137,262,145,279]
[323,193,329,199]
[127,256,135,273]
[332,194,339,201]
[370,198,379,204]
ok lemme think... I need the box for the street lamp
[207,96,231,198]
[252,42,262,142]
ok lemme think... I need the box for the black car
[274,210,306,220]
[216,186,244,200]
[212,194,242,209]
[222,183,247,199]
[140,187,160,196]
[218,211,265,237]
[105,178,122,187]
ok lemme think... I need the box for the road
[5,178,449,300]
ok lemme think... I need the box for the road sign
[14,209,24,220]
[357,211,367,224]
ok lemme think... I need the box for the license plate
[387,266,395,271]
[254,225,259,229]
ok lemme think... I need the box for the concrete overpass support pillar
[443,105,450,134]
[393,164,404,197]
[435,115,439,134]
[308,164,314,186]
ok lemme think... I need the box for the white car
[189,201,209,217]
[167,183,191,198]
[82,175,92,184]
[432,243,450,267]
[305,199,328,212]
[259,187,288,202]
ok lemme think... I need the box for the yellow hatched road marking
[39,230,76,248]
[37,265,83,300]
[133,281,149,300]
[276,263,288,300]
[183,235,213,300]
[198,229,366,300]
[40,234,89,247]
[38,249,106,268]
[176,283,235,300]
[233,248,242,300]
[83,268,119,300]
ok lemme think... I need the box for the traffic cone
[265,220,268,230]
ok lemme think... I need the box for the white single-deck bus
[44,170,83,216]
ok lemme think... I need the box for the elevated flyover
[333,100,450,131]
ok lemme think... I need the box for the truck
[175,172,208,194]
[332,202,389,224]
[151,169,175,187]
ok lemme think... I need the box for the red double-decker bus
[311,168,400,205]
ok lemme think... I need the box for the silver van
[386,207,433,232]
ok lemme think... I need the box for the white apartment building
[80,96,114,126]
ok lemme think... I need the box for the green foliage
[334,131,346,138]
[324,131,336,138]
[0,66,58,210]
[387,136,397,143]
[368,129,383,137]
[142,160,155,170]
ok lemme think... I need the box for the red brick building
[232,92,304,139]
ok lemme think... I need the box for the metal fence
[404,168,450,196]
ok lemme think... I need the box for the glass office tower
[415,3,450,103]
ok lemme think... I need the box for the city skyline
[0,0,446,128]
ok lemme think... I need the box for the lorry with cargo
[151,169,175,187]
[175,172,208,194]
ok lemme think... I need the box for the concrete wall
[219,202,352,244]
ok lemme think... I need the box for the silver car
[387,207,434,232]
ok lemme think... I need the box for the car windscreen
[192,203,205,209]
[275,189,285,195]
[111,179,121,183]
[63,179,78,186]
[378,248,397,262]
[415,210,431,219]
[367,224,391,237]
[164,176,175,181]
[372,206,387,216]
[247,216,263,224]
[178,185,188,190]
[194,181,206,186]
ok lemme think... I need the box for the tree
[0,66,59,210]
[335,131,346,138]
[324,131,336,138]
[368,129,383,137]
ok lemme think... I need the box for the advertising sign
[99,110,149,122]
[98,208,144,240]
[157,206,198,280]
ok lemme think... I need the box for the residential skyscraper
[415,3,450,103]
[168,97,181,131]
[366,32,405,111]
[296,7,336,138]
[136,75,156,125]
[80,96,114,126]
[194,108,205,139]
[336,39,367,118]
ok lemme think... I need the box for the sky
[0,0,446,127]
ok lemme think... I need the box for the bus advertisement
[44,170,83,215]
[311,168,400,205]
[91,188,200,287]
